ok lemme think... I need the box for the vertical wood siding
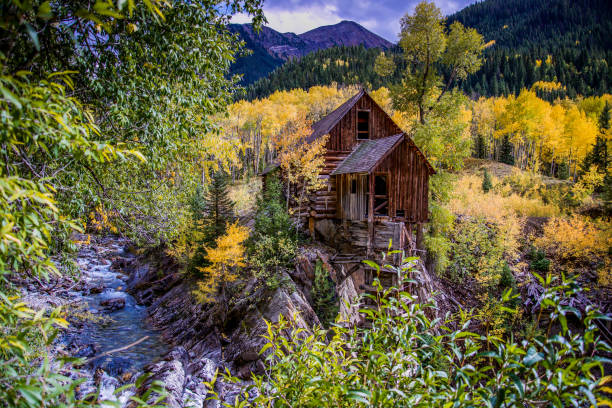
[305,92,431,223]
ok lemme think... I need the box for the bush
[448,217,507,288]
[557,161,570,180]
[535,216,611,265]
[206,260,612,407]
[529,248,550,272]
[498,262,515,288]
[249,175,298,288]
[311,261,339,328]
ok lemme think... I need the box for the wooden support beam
[367,173,374,256]
[374,200,388,212]
[309,217,315,240]
[416,222,424,251]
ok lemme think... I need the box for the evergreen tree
[482,169,493,193]
[201,171,235,245]
[557,161,570,180]
[599,101,611,131]
[475,134,488,159]
[581,102,609,177]
[312,260,339,328]
[500,135,515,165]
[249,175,297,288]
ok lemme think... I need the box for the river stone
[100,297,125,311]
[140,359,186,408]
[187,357,217,383]
[88,284,104,294]
[91,356,135,376]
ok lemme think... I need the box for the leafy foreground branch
[207,260,612,407]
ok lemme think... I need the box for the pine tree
[482,169,493,192]
[581,102,609,176]
[312,260,339,328]
[557,161,570,180]
[202,171,235,245]
[599,101,610,131]
[475,134,487,159]
[500,135,515,165]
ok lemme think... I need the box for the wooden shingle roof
[331,134,404,175]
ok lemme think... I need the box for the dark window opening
[396,210,405,218]
[351,179,357,194]
[374,175,387,196]
[357,110,370,140]
[369,174,388,216]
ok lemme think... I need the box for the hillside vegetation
[1,0,611,407]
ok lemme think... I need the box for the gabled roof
[307,89,436,175]
[306,89,365,143]
[331,134,404,175]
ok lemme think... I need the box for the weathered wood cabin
[264,89,435,256]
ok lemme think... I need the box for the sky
[231,0,477,42]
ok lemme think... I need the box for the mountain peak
[228,21,392,84]
[299,21,392,49]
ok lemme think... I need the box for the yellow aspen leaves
[193,223,249,303]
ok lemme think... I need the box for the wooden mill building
[264,88,435,256]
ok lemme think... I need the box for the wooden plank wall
[336,173,368,221]
[298,92,431,223]
[326,93,402,151]
[347,220,407,250]
[373,139,430,223]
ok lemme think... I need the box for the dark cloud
[261,0,475,40]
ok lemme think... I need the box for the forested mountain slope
[243,0,612,100]
[447,0,612,50]
[449,0,612,97]
[229,21,392,84]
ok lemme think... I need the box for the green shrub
[311,261,339,328]
[498,262,515,289]
[249,175,298,288]
[530,248,551,272]
[207,260,612,407]
[557,161,570,180]
[448,217,506,288]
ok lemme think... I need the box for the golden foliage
[228,177,262,216]
[193,223,249,303]
[571,165,605,205]
[448,175,525,257]
[535,216,611,264]
[88,205,118,234]
[474,293,522,337]
[531,81,566,92]
[272,113,328,213]
[165,219,206,268]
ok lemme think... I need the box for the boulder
[87,284,104,294]
[100,297,125,311]
[314,219,337,243]
[91,356,135,377]
[135,355,186,408]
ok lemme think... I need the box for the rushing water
[75,237,168,373]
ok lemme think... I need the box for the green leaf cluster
[208,260,612,407]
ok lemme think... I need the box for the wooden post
[367,173,375,256]
[309,216,315,240]
[416,223,424,251]
[397,221,405,266]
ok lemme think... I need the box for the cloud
[231,0,476,41]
